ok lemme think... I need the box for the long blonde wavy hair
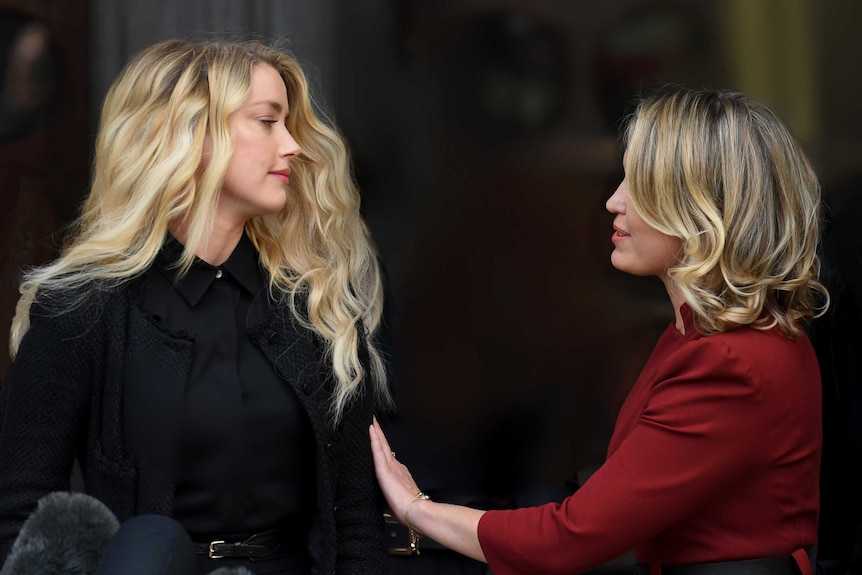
[10,39,389,421]
[623,87,827,338]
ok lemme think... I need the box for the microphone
[95,514,197,575]
[2,492,256,575]
[1,491,119,575]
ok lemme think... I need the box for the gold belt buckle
[208,540,226,559]
[384,513,416,556]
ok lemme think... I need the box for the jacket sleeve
[332,386,389,574]
[0,298,97,563]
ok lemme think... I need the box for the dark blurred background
[1,0,861,571]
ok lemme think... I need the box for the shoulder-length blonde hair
[623,87,827,338]
[11,39,388,421]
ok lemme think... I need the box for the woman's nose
[606,184,625,214]
[281,128,301,158]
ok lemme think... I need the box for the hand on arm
[369,417,487,562]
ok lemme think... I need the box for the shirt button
[215,269,223,279]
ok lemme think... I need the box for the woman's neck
[662,275,687,335]
[169,220,244,266]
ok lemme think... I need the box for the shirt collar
[155,233,265,307]
[222,232,266,296]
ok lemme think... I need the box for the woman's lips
[270,169,291,184]
[611,226,630,242]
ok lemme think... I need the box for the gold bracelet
[404,491,430,555]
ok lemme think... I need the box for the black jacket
[0,280,388,574]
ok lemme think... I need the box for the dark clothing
[143,235,315,538]
[389,553,492,575]
[195,550,309,575]
[0,260,388,574]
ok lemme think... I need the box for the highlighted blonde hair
[10,39,388,421]
[623,87,827,338]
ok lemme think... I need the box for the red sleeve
[477,335,779,575]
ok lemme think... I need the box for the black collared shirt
[140,234,316,539]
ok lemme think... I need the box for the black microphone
[95,514,197,575]
[2,492,255,575]
[0,491,119,575]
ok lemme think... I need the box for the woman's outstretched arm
[368,417,487,562]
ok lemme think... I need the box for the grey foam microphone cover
[1,492,119,575]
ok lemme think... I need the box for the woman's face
[215,63,301,227]
[605,176,682,278]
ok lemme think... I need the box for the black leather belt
[193,527,294,560]
[635,555,800,575]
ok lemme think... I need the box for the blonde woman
[0,39,390,574]
[370,88,827,575]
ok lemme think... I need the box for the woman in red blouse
[370,88,828,575]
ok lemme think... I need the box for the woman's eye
[261,119,278,126]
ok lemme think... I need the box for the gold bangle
[404,491,430,555]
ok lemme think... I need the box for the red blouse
[478,306,821,575]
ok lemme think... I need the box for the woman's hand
[369,416,488,563]
[369,417,422,523]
